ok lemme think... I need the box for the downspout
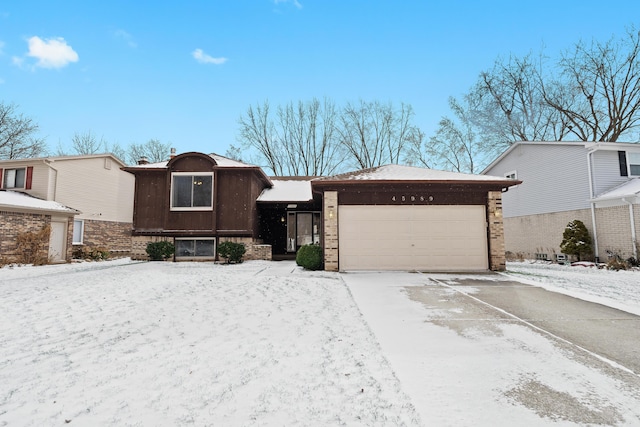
[587,149,600,262]
[623,197,638,259]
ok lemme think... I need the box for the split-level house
[125,151,517,271]
[482,141,640,261]
[0,154,134,262]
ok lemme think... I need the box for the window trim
[170,172,214,211]
[174,237,217,260]
[628,152,640,176]
[72,219,85,245]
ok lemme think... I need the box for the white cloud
[192,48,227,65]
[274,0,302,9]
[114,29,137,48]
[26,36,79,69]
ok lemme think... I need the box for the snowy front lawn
[0,260,420,426]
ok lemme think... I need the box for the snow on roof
[126,153,257,169]
[315,164,513,182]
[0,190,79,214]
[592,178,640,202]
[257,180,313,202]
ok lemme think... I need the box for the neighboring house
[482,141,640,262]
[0,190,78,263]
[0,154,135,259]
[126,152,516,272]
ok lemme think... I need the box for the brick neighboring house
[482,141,640,262]
[125,152,517,271]
[0,190,78,263]
[0,154,135,259]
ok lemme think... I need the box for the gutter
[623,197,638,259]
[586,148,600,261]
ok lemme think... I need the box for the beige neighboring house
[0,154,134,260]
[482,141,640,262]
[0,190,78,263]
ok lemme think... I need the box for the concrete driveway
[342,271,640,426]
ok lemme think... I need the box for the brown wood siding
[326,183,490,206]
[165,211,215,233]
[132,171,167,231]
[216,170,260,236]
[170,156,217,172]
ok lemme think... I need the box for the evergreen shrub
[218,241,246,263]
[296,244,323,270]
[146,241,175,261]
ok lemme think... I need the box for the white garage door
[338,205,488,271]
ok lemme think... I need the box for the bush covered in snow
[296,244,323,270]
[560,220,593,261]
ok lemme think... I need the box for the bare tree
[0,102,46,159]
[70,130,107,155]
[237,98,343,176]
[408,97,484,173]
[128,139,171,164]
[338,100,418,169]
[543,26,640,142]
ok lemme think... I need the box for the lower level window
[73,219,84,244]
[175,238,216,258]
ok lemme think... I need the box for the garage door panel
[338,205,488,271]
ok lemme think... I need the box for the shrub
[606,258,629,271]
[16,224,51,266]
[146,241,175,261]
[217,241,246,264]
[73,246,110,261]
[296,244,323,270]
[560,220,593,261]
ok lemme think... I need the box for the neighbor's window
[73,219,84,244]
[171,173,213,210]
[504,170,517,180]
[175,238,216,259]
[629,152,640,176]
[3,168,26,189]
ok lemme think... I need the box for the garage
[338,205,488,271]
[312,164,519,272]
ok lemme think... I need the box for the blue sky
[1,1,639,159]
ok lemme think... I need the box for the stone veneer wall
[79,219,132,257]
[130,235,272,261]
[323,191,339,272]
[487,191,506,271]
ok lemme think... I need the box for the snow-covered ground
[1,259,639,426]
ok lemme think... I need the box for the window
[171,173,213,210]
[73,220,84,244]
[504,170,517,180]
[629,152,640,176]
[175,238,216,259]
[3,168,26,189]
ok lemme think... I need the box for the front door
[49,221,66,262]
[286,211,321,252]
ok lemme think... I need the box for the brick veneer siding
[323,191,339,272]
[503,209,593,261]
[79,219,132,257]
[131,235,272,261]
[487,191,506,271]
[594,205,640,260]
[0,211,73,263]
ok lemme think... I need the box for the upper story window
[504,170,517,180]
[629,152,640,176]
[170,172,213,210]
[3,168,26,189]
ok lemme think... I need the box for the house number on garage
[391,195,434,203]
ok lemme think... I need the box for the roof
[0,190,79,214]
[0,153,127,168]
[257,179,314,202]
[591,178,640,202]
[482,141,640,174]
[125,153,257,169]
[314,164,517,184]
